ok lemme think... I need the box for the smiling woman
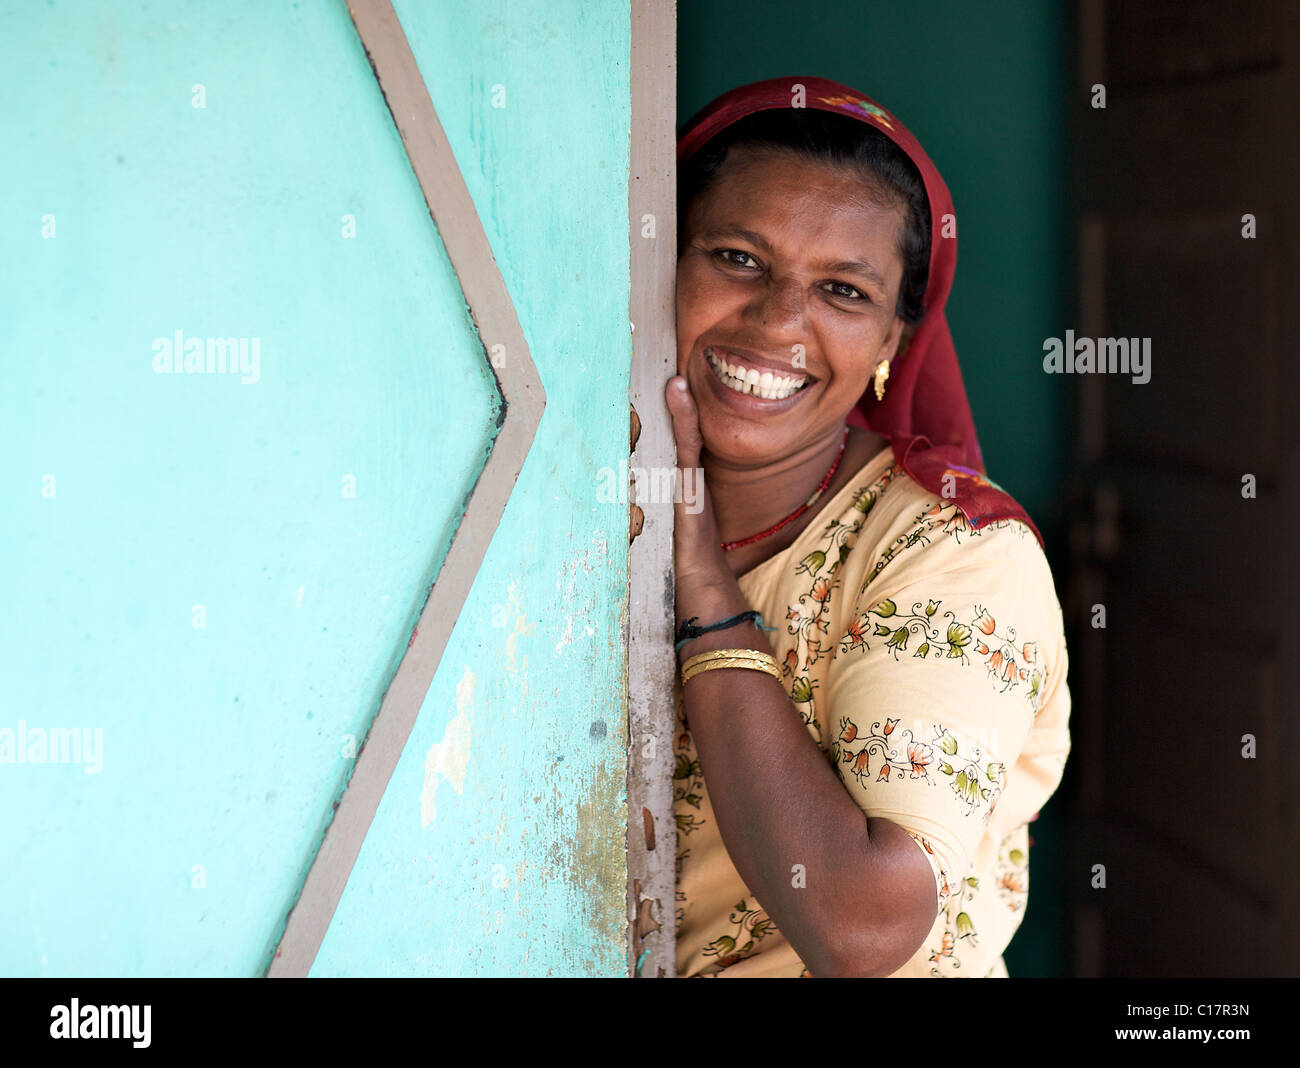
[665,77,1071,977]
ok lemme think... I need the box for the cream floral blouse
[674,444,1072,977]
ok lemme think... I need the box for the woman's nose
[747,275,805,331]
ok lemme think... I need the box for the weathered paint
[421,669,475,828]
[0,0,630,977]
[626,0,679,977]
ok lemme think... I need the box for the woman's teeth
[705,348,809,400]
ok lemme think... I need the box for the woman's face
[676,145,908,468]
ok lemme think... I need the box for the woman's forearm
[677,572,903,977]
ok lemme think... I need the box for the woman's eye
[824,281,868,302]
[715,249,760,269]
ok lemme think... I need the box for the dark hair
[678,108,931,324]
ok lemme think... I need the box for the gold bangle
[681,648,774,673]
[680,648,781,686]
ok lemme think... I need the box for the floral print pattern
[674,457,1064,978]
[923,824,1032,977]
[774,467,906,745]
[857,496,1030,591]
[835,596,1050,718]
[903,829,953,914]
[701,899,777,967]
[833,716,1004,825]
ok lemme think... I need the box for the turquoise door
[0,0,672,978]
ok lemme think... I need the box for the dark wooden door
[1066,0,1300,977]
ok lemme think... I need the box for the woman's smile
[702,345,812,403]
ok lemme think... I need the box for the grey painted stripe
[625,0,677,978]
[266,0,545,977]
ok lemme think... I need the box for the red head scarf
[678,76,1044,549]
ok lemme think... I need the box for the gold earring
[873,359,891,401]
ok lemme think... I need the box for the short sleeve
[825,518,1066,916]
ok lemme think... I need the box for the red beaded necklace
[719,426,852,552]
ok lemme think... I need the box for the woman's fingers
[665,376,702,470]
[664,376,730,585]
[666,375,713,526]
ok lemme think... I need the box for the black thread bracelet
[674,611,777,654]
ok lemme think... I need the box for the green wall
[679,0,1069,976]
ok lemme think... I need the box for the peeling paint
[420,667,476,827]
[564,755,627,954]
[555,613,575,654]
[502,581,536,673]
[552,538,609,655]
